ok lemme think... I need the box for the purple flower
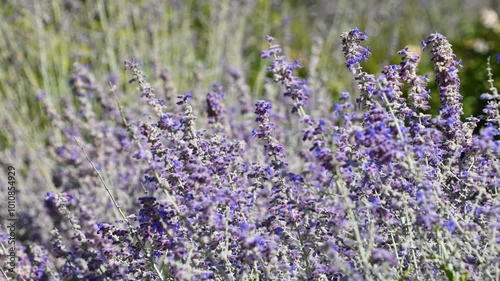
[341,28,377,108]
[126,58,166,117]
[176,92,192,105]
[13,28,500,281]
[425,33,465,148]
[371,248,398,267]
[340,28,371,74]
[253,100,286,162]
[206,85,226,124]
[262,36,310,115]
[444,218,457,233]
[398,47,431,111]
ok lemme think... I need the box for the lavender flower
[206,84,226,129]
[261,36,310,115]
[340,29,377,108]
[340,28,371,74]
[4,26,500,281]
[423,34,465,148]
[253,100,286,162]
[398,47,432,112]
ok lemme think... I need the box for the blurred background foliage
[0,0,499,151]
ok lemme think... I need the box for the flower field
[0,1,499,280]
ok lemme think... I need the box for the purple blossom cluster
[261,35,310,115]
[0,29,499,281]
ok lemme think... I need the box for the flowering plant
[1,28,498,281]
